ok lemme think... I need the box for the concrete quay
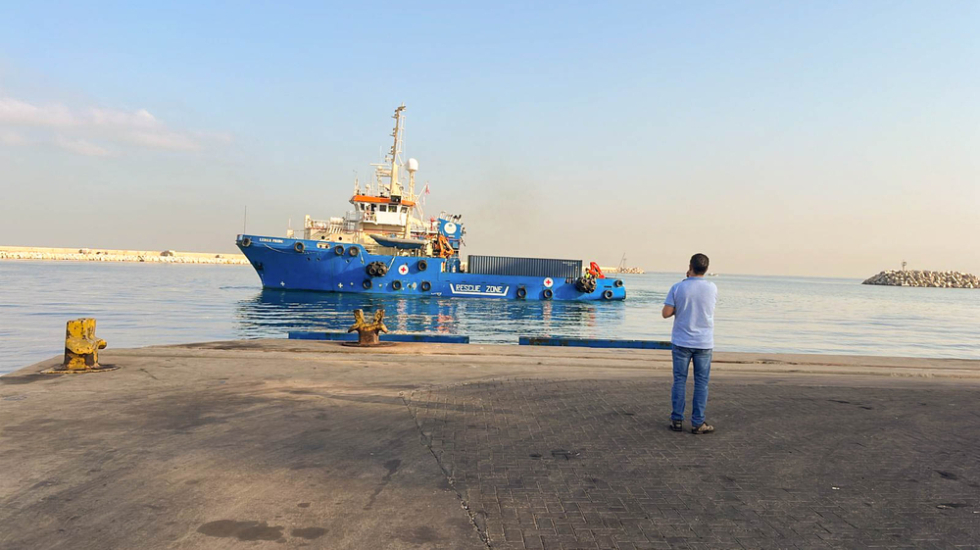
[1,341,978,550]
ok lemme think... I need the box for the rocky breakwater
[0,247,249,265]
[862,270,979,289]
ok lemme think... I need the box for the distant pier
[0,246,249,265]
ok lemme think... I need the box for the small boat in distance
[236,105,626,301]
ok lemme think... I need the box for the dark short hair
[690,253,709,275]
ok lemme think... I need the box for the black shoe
[691,422,715,434]
[669,420,683,432]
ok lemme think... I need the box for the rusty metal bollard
[44,318,110,373]
[347,309,388,345]
[64,318,108,370]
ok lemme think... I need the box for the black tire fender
[334,245,345,256]
[418,259,428,272]
[516,287,527,299]
[603,289,614,300]
[543,288,553,300]
[294,241,305,253]
[362,279,373,290]
[614,279,624,288]
[391,280,402,291]
[241,237,251,248]
[349,246,359,257]
[420,281,431,292]
[367,261,387,278]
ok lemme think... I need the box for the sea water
[1,261,978,374]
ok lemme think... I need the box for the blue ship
[237,105,626,302]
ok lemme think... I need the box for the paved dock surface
[1,340,978,549]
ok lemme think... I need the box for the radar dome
[406,158,419,172]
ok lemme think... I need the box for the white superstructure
[302,104,446,248]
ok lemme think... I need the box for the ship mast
[389,104,406,197]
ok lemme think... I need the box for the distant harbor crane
[617,253,644,275]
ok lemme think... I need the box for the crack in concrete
[400,391,492,550]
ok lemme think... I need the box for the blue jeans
[670,344,712,426]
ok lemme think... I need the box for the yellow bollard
[56,318,109,372]
[347,309,389,346]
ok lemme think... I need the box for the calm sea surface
[1,261,978,375]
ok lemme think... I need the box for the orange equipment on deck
[587,262,605,279]
[433,234,454,259]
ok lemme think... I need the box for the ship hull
[237,235,626,302]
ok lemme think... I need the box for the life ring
[362,279,373,290]
[614,279,624,288]
[334,245,345,256]
[543,277,553,288]
[603,290,614,300]
[418,259,428,272]
[516,287,527,299]
[543,288,553,300]
[420,281,431,292]
[240,237,251,248]
[391,280,402,291]
[398,264,409,276]
[294,242,305,253]
[348,246,359,257]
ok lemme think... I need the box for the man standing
[662,253,717,434]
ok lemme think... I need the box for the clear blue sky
[1,1,977,276]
